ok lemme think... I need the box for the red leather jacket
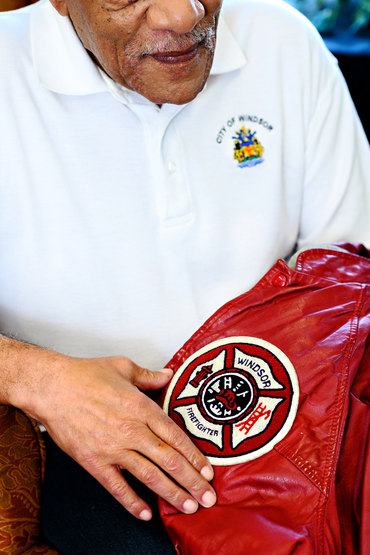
[157,243,370,555]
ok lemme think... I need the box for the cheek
[113,31,148,77]
[87,21,139,79]
[71,5,137,60]
[116,52,147,90]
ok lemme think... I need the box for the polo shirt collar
[30,0,247,97]
[30,0,106,95]
[211,15,247,75]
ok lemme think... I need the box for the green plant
[285,0,370,32]
[352,0,370,31]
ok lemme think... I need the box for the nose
[147,0,205,34]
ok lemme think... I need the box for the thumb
[132,366,173,392]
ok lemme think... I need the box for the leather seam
[274,445,324,492]
[316,284,366,555]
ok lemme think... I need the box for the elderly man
[0,0,370,552]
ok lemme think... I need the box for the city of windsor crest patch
[163,337,299,465]
[233,125,264,168]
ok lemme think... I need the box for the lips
[151,42,200,64]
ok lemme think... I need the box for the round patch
[163,336,299,466]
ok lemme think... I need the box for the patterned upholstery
[0,405,62,555]
[0,1,38,12]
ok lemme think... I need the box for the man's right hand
[0,336,216,520]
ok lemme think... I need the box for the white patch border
[163,336,299,466]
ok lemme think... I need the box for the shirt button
[167,161,177,173]
[272,273,288,287]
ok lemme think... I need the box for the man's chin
[119,50,214,105]
[133,81,207,106]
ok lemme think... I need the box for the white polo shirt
[0,0,369,368]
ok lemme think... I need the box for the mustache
[124,21,215,59]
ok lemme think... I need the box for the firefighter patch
[163,337,299,466]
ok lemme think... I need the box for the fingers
[136,367,174,391]
[87,448,215,522]
[140,440,216,511]
[148,404,214,480]
[123,451,216,516]
[89,463,153,521]
[134,366,174,391]
[120,402,216,512]
[81,396,216,517]
[112,357,174,392]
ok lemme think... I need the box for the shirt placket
[127,101,194,227]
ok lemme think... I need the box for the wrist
[0,335,66,418]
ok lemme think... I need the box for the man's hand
[0,337,216,520]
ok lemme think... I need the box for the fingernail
[201,491,217,508]
[139,509,152,521]
[200,465,214,481]
[183,499,198,513]
[158,368,173,377]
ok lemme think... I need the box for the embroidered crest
[233,125,264,168]
[163,337,299,466]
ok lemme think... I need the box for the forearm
[0,334,66,417]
